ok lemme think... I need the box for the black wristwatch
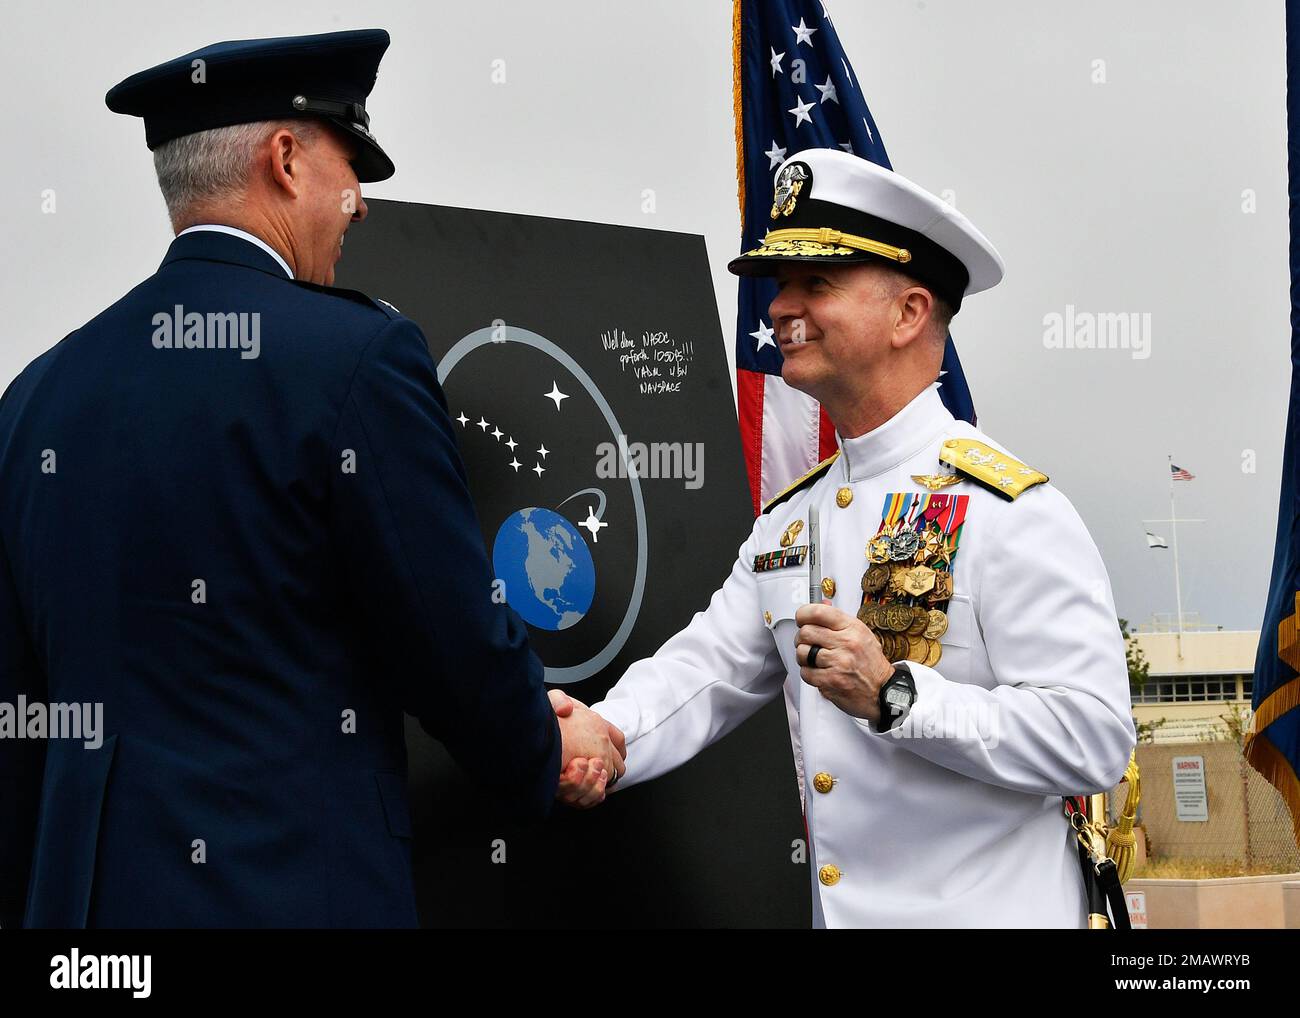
[875,662,917,733]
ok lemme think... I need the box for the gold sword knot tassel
[1105,751,1141,884]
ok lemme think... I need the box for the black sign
[339,201,808,928]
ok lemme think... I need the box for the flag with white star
[733,0,977,515]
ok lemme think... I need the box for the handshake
[548,690,626,809]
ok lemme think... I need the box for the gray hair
[152,119,320,228]
[876,266,956,343]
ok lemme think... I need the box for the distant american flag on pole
[1171,464,1196,481]
[731,0,977,515]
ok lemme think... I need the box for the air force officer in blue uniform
[0,29,622,929]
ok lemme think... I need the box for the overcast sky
[1,0,1288,632]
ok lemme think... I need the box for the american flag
[731,0,977,515]
[1170,463,1195,481]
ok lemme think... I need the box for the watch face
[885,687,911,712]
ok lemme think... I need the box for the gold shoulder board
[761,452,841,516]
[938,439,1048,501]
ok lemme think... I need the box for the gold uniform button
[818,864,841,886]
[820,576,835,599]
[835,487,853,508]
[813,772,834,794]
[763,610,773,625]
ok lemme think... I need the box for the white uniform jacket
[592,384,1136,928]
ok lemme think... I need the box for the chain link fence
[1120,741,1300,873]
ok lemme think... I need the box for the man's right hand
[548,689,626,808]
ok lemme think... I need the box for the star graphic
[821,1,833,21]
[770,47,785,76]
[579,506,608,543]
[532,463,545,478]
[509,458,522,472]
[455,412,469,427]
[505,437,518,451]
[792,18,818,45]
[544,382,569,410]
[490,426,503,441]
[537,444,550,459]
[765,141,788,170]
[815,76,838,104]
[476,417,490,431]
[788,95,815,128]
[749,320,776,352]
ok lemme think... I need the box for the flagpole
[1169,454,1185,659]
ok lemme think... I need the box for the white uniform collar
[177,224,295,280]
[834,382,954,482]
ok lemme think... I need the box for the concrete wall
[1127,874,1300,929]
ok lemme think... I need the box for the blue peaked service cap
[106,28,395,182]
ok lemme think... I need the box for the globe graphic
[492,507,595,631]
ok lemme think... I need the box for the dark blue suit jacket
[0,230,560,928]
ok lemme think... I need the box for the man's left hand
[795,602,896,723]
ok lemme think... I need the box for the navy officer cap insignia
[729,149,1003,312]
[105,28,395,183]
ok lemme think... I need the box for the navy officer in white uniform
[558,148,1136,928]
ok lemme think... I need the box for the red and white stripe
[738,368,838,516]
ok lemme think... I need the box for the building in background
[1130,621,1257,744]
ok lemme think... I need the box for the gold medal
[901,565,936,597]
[861,563,890,595]
[928,571,954,603]
[907,606,929,636]
[857,602,878,628]
[906,635,927,663]
[888,564,910,596]
[866,535,892,563]
[884,603,912,632]
[780,519,804,548]
[924,608,948,639]
[923,638,943,667]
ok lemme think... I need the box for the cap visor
[727,247,877,277]
[334,120,394,182]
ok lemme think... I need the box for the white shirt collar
[177,224,294,280]
[835,382,955,482]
